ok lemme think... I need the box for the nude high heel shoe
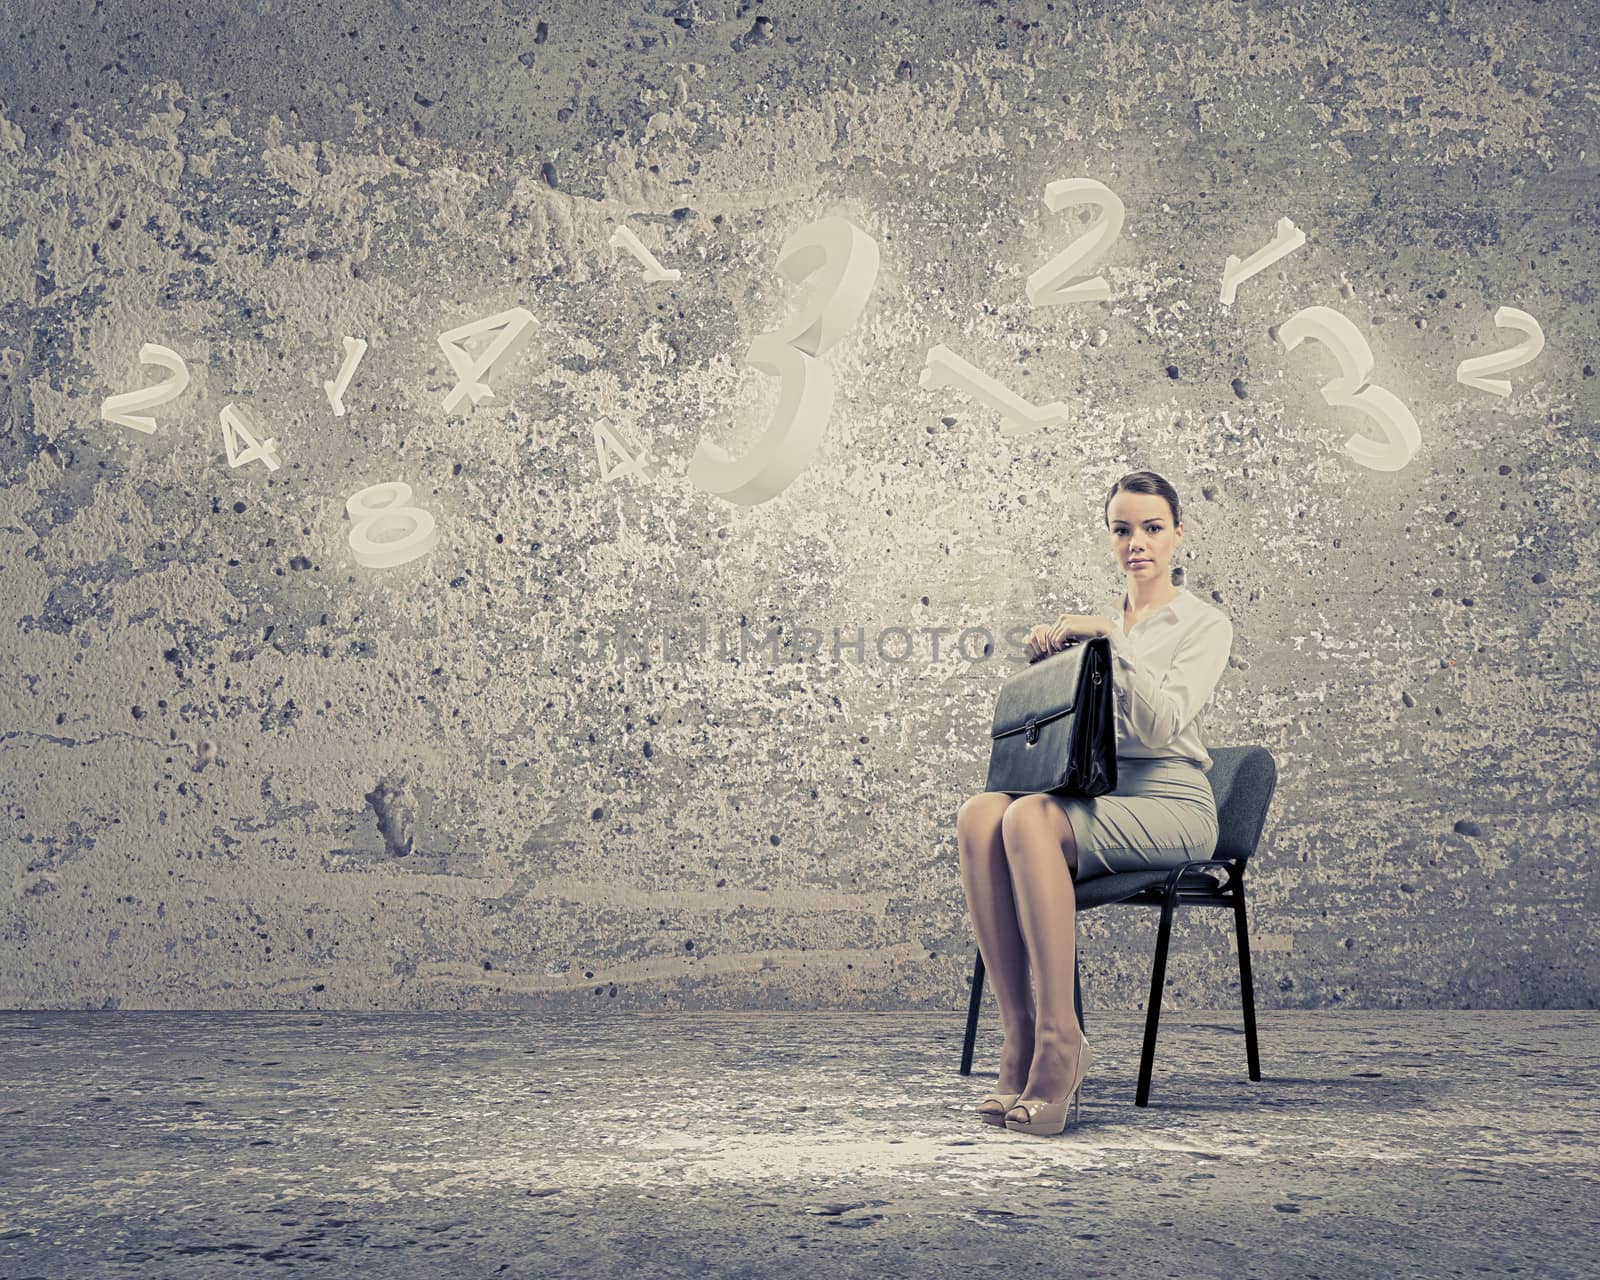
[1004,1036,1094,1136]
[975,1090,1022,1126]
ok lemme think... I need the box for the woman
[957,470,1235,1136]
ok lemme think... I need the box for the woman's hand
[1047,613,1113,650]
[1023,622,1059,661]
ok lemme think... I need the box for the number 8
[346,481,438,569]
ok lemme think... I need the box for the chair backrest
[1206,746,1277,862]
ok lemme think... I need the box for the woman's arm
[1103,613,1234,749]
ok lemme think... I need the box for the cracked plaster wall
[0,0,1596,1010]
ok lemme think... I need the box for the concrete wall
[0,0,1595,1010]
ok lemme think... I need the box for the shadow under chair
[959,744,1279,1107]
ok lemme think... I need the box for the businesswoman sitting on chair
[956,469,1235,1136]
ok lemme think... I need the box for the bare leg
[999,794,1088,1114]
[956,792,1035,1111]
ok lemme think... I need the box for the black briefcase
[984,635,1117,797]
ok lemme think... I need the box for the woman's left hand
[1048,614,1114,649]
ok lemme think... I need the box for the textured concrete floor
[1,1010,1596,1279]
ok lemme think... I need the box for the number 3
[1277,305,1421,472]
[688,215,879,506]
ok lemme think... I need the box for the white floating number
[323,336,368,416]
[344,480,439,570]
[594,420,658,483]
[1455,306,1544,397]
[918,344,1069,437]
[770,215,881,357]
[438,306,536,415]
[609,226,681,283]
[1277,305,1420,472]
[1025,178,1125,307]
[688,214,879,506]
[218,403,282,471]
[1219,217,1307,306]
[100,343,191,435]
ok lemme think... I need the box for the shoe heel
[1071,1037,1093,1126]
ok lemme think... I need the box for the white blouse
[1100,586,1234,773]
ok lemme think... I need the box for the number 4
[218,403,282,471]
[438,307,537,415]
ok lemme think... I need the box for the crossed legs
[956,792,1090,1121]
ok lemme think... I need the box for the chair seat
[1073,862,1231,910]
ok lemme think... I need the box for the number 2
[1455,306,1544,397]
[1025,178,1125,307]
[100,343,190,435]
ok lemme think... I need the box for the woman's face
[1105,491,1182,581]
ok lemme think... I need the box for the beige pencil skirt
[1011,755,1220,883]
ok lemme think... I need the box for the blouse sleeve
[1103,612,1234,750]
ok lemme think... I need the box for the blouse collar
[1112,585,1189,627]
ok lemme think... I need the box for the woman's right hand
[1023,623,1058,662]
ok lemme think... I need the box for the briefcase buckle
[1025,722,1039,745]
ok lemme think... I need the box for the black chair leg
[960,951,985,1075]
[1074,950,1085,1038]
[1233,880,1261,1082]
[1137,895,1178,1107]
